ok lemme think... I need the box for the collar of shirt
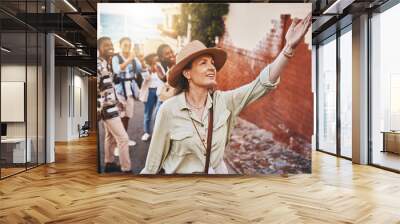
[156,62,167,75]
[119,52,128,61]
[97,57,111,72]
[176,91,213,112]
[98,56,107,65]
[160,61,169,72]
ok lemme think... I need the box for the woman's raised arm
[269,13,312,83]
[221,13,312,116]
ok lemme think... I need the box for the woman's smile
[206,72,216,78]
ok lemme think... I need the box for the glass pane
[27,31,38,169]
[340,29,352,158]
[371,4,400,171]
[1,31,27,177]
[312,45,317,151]
[317,37,337,154]
[38,32,45,165]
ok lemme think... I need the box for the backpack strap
[117,54,137,75]
[156,62,167,82]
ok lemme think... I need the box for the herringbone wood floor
[0,135,400,224]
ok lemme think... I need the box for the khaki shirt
[140,65,279,174]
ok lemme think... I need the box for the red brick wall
[216,15,313,153]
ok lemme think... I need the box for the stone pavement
[224,118,311,175]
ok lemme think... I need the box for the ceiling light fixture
[323,0,355,15]
[1,47,11,53]
[323,0,341,14]
[54,34,75,48]
[63,0,78,12]
[78,67,92,76]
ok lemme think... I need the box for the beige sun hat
[167,40,227,88]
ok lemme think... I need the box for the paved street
[99,100,153,174]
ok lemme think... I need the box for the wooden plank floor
[1,135,400,224]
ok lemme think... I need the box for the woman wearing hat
[140,14,312,174]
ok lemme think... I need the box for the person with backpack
[97,36,131,173]
[111,37,142,147]
[138,53,164,141]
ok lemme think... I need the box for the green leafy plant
[173,3,229,47]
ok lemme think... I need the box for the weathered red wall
[216,15,313,153]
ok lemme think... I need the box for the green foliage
[173,3,229,47]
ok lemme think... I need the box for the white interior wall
[71,71,89,139]
[1,65,33,138]
[54,66,69,141]
[54,66,89,141]
[1,64,45,163]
